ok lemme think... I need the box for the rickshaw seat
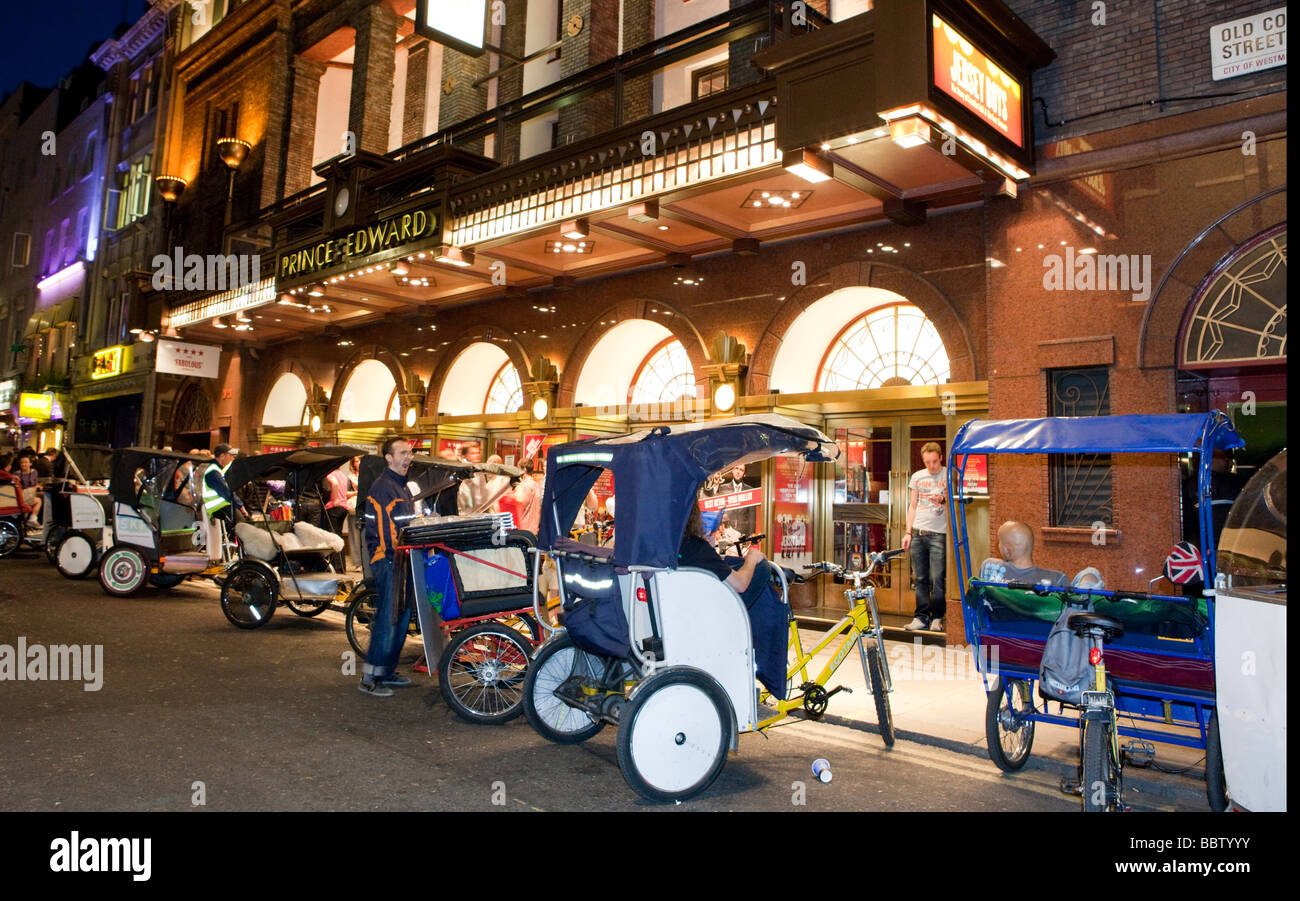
[968,581,1214,694]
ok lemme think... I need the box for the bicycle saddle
[1067,611,1124,642]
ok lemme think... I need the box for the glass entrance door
[823,418,951,620]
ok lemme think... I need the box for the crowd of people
[1,447,61,528]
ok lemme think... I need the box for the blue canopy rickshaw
[524,414,839,802]
[948,412,1244,810]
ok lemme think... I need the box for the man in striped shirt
[359,436,415,697]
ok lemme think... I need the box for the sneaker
[380,674,412,688]
[358,679,394,698]
[930,618,944,632]
[904,616,929,631]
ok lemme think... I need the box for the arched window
[484,361,524,414]
[817,303,950,390]
[1181,227,1287,368]
[629,337,695,404]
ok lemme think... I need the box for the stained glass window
[484,362,524,414]
[817,303,950,390]
[630,338,695,404]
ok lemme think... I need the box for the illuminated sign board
[931,14,1024,149]
[19,392,54,420]
[91,346,124,380]
[276,208,438,281]
[415,0,488,58]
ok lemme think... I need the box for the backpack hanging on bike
[560,556,630,659]
[1039,601,1095,705]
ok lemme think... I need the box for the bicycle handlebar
[803,547,905,577]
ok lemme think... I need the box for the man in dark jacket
[359,436,415,696]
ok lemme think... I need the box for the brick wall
[1007,0,1286,144]
[348,3,401,155]
[285,58,327,197]
[556,0,620,146]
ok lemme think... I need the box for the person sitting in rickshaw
[680,504,767,595]
[978,521,1068,587]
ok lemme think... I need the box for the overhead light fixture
[212,317,228,329]
[544,240,593,254]
[389,260,410,277]
[890,118,932,149]
[532,397,550,421]
[782,148,832,183]
[307,285,325,297]
[560,218,589,240]
[434,245,474,267]
[740,190,809,210]
[628,200,659,223]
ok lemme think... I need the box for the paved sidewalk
[779,627,1216,811]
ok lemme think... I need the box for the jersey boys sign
[931,14,1024,149]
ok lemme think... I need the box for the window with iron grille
[1049,367,1112,527]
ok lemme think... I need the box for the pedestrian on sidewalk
[903,442,948,632]
[359,436,416,697]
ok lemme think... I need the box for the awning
[950,413,1245,456]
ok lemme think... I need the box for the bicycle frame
[756,569,891,731]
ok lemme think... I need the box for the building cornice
[90,0,179,71]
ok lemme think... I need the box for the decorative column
[285,57,327,196]
[349,3,402,155]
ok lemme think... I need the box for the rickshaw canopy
[225,446,370,495]
[54,444,115,482]
[538,414,839,568]
[108,448,207,504]
[949,412,1244,457]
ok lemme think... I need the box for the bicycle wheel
[522,632,606,744]
[43,526,66,564]
[220,566,277,629]
[1080,714,1119,812]
[150,572,187,589]
[285,595,332,617]
[438,622,532,725]
[866,645,895,747]
[986,677,1035,771]
[616,668,730,803]
[0,520,24,558]
[344,588,377,657]
[1206,710,1228,812]
[55,533,96,579]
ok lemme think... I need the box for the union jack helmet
[1164,541,1204,585]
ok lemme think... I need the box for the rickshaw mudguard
[626,664,742,752]
[645,567,761,735]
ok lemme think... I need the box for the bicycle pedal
[1122,740,1155,768]
[1059,778,1081,796]
[825,685,851,698]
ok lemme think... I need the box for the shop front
[70,343,152,448]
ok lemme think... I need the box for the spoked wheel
[285,596,332,617]
[98,545,149,597]
[345,588,377,657]
[1080,714,1121,812]
[865,645,895,747]
[438,622,532,724]
[55,533,97,579]
[220,566,277,629]
[986,677,1035,772]
[1206,710,1228,812]
[522,631,606,744]
[43,526,66,564]
[150,572,187,589]
[0,519,22,558]
[616,668,731,803]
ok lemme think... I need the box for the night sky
[1,0,150,99]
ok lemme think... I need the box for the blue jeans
[364,557,410,681]
[910,531,946,621]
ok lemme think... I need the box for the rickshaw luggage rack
[947,411,1245,812]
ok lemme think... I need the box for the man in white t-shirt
[902,442,948,631]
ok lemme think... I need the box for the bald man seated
[978,521,1068,587]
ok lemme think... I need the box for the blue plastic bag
[423,551,461,620]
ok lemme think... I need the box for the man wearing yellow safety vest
[201,444,246,561]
